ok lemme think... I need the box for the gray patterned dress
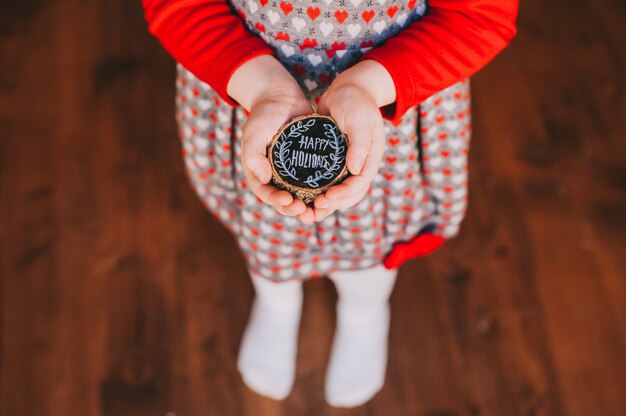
[174,0,471,281]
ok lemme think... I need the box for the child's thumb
[242,133,272,183]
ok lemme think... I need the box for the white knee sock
[325,265,398,408]
[237,276,303,400]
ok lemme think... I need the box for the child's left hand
[307,65,390,222]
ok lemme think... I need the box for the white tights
[237,264,397,407]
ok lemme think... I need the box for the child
[143,0,518,407]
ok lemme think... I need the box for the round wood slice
[268,114,350,204]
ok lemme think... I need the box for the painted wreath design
[304,123,346,187]
[272,119,346,188]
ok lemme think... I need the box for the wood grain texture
[1,0,625,415]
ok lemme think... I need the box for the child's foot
[237,277,303,400]
[325,265,397,408]
[324,303,390,407]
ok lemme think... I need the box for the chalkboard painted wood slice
[268,114,350,204]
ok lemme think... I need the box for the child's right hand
[227,55,316,223]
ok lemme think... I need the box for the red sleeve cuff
[193,39,276,107]
[143,0,276,107]
[357,0,518,124]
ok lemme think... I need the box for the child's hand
[242,90,317,220]
[312,60,396,221]
[228,55,316,222]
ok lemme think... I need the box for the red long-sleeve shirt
[142,0,518,123]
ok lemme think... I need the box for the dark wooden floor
[1,0,625,415]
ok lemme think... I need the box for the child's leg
[325,265,398,408]
[237,276,303,400]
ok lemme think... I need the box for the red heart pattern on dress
[387,6,398,17]
[307,7,320,20]
[280,2,293,15]
[334,10,348,24]
[299,38,318,50]
[362,10,375,23]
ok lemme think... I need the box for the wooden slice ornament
[268,114,350,204]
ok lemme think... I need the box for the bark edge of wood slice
[268,114,349,204]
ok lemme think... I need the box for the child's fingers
[316,188,368,212]
[315,161,374,207]
[297,206,316,224]
[343,110,375,175]
[313,124,384,211]
[241,107,287,183]
[275,199,307,216]
[323,175,370,201]
[257,184,294,206]
[322,161,376,202]
[355,120,385,181]
[246,170,294,206]
[241,126,273,184]
[246,167,307,216]
[323,120,385,202]
[313,207,336,222]
[313,193,332,209]
[245,153,272,184]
